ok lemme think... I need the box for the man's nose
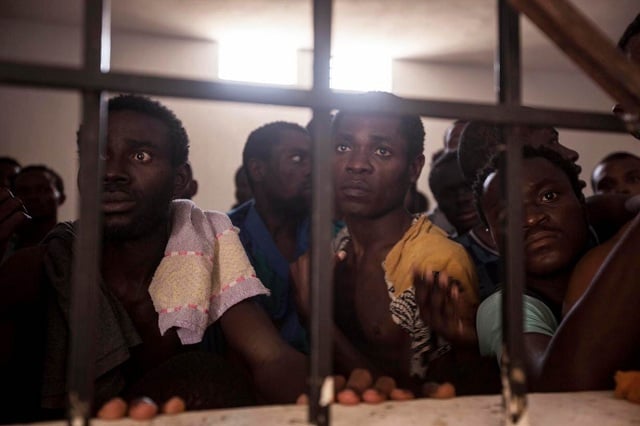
[345,150,373,174]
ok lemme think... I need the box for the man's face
[0,162,20,189]
[262,129,312,213]
[100,110,183,240]
[613,33,640,139]
[592,156,640,196]
[333,114,424,219]
[432,162,478,235]
[13,170,62,219]
[481,157,587,277]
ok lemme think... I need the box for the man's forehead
[337,113,401,134]
[108,110,170,142]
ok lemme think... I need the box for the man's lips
[102,192,135,213]
[525,229,559,248]
[340,181,371,197]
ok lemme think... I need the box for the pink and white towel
[149,199,269,344]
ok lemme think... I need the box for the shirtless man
[293,92,494,400]
[475,145,640,391]
[0,95,306,423]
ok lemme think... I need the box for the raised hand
[414,269,478,346]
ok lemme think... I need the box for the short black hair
[14,164,65,197]
[242,121,309,187]
[108,94,190,167]
[331,92,425,160]
[591,151,640,190]
[472,145,585,227]
[0,157,21,169]
[619,13,640,51]
[457,122,562,184]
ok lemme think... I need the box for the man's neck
[345,207,414,259]
[101,225,170,302]
[255,199,308,245]
[526,269,573,307]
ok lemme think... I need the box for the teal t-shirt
[476,290,558,361]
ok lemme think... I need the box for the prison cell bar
[0,0,636,425]
[497,1,528,425]
[66,0,111,425]
[308,1,334,424]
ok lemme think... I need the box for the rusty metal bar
[509,0,640,117]
[497,1,528,425]
[309,1,334,423]
[0,61,627,133]
[67,0,110,425]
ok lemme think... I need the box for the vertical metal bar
[497,0,528,425]
[68,1,110,425]
[309,0,333,425]
[498,0,521,105]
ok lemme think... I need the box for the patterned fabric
[149,200,269,344]
[332,214,478,379]
[228,199,310,353]
[383,214,478,378]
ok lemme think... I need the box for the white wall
[1,19,637,221]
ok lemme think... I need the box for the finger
[161,396,186,415]
[389,388,415,401]
[361,388,386,404]
[296,393,309,405]
[128,397,159,420]
[373,376,396,397]
[422,382,456,399]
[0,210,29,241]
[96,397,127,419]
[336,388,361,405]
[0,196,26,222]
[345,368,373,394]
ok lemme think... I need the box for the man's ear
[409,154,425,184]
[172,163,190,199]
[246,158,266,184]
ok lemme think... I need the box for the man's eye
[133,151,152,163]
[291,154,302,163]
[375,147,391,157]
[627,174,640,184]
[541,191,558,202]
[335,144,350,153]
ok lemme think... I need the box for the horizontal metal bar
[0,61,626,132]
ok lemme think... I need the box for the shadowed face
[13,169,63,220]
[592,155,640,196]
[261,129,312,213]
[332,114,424,219]
[481,157,587,277]
[100,110,185,240]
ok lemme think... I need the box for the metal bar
[0,61,627,133]
[309,1,333,424]
[508,0,640,116]
[497,1,528,425]
[309,0,333,425]
[498,0,521,105]
[67,1,110,425]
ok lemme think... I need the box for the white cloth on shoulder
[149,199,269,344]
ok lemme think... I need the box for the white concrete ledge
[31,391,638,425]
